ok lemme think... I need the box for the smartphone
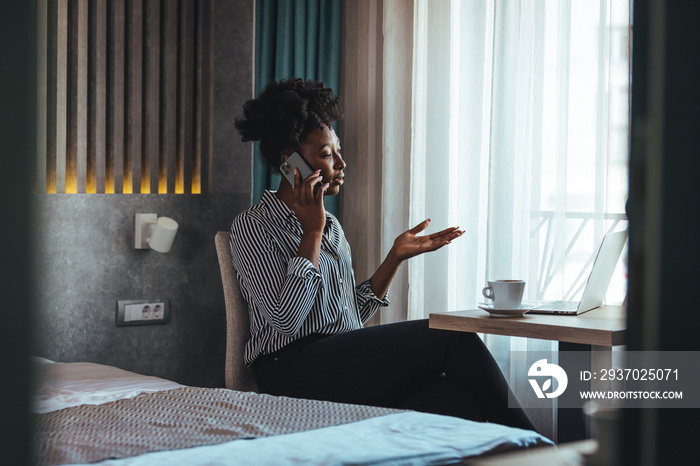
[280,152,315,186]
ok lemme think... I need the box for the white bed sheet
[34,359,553,465]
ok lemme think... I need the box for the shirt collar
[261,189,335,235]
[260,190,295,225]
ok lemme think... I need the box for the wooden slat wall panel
[47,0,57,193]
[39,0,211,194]
[128,0,143,193]
[179,0,195,194]
[198,0,213,194]
[67,0,77,192]
[194,0,203,194]
[91,0,107,193]
[76,0,88,194]
[110,0,125,193]
[163,0,177,194]
[144,0,160,193]
[55,0,68,194]
[37,0,48,193]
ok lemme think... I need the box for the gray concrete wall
[32,194,248,387]
[32,0,255,388]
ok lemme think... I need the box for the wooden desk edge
[429,311,626,347]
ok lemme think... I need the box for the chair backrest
[215,231,258,392]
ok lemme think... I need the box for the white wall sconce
[135,213,179,253]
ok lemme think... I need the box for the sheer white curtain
[408,1,629,436]
[342,0,629,319]
[407,0,630,322]
[342,0,630,437]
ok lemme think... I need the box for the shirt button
[334,255,339,261]
[339,278,343,283]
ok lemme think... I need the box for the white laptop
[529,229,628,315]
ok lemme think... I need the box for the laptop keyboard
[540,301,578,312]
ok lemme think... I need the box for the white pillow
[33,359,184,413]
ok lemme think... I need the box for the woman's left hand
[390,219,465,262]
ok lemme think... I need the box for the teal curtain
[253,0,343,216]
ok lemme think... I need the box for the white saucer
[478,304,531,318]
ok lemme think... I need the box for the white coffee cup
[482,280,525,309]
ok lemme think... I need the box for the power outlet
[116,299,170,326]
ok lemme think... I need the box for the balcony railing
[529,211,628,301]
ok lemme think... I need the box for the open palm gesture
[392,219,464,262]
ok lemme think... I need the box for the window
[404,0,631,317]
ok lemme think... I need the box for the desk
[429,305,625,443]
[429,305,625,347]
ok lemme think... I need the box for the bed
[32,357,553,465]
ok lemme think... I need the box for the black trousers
[255,319,535,431]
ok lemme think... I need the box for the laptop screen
[577,229,628,311]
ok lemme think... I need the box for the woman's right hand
[289,168,329,235]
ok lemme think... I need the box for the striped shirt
[230,190,390,366]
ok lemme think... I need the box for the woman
[231,78,534,430]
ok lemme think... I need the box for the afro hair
[234,78,344,173]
